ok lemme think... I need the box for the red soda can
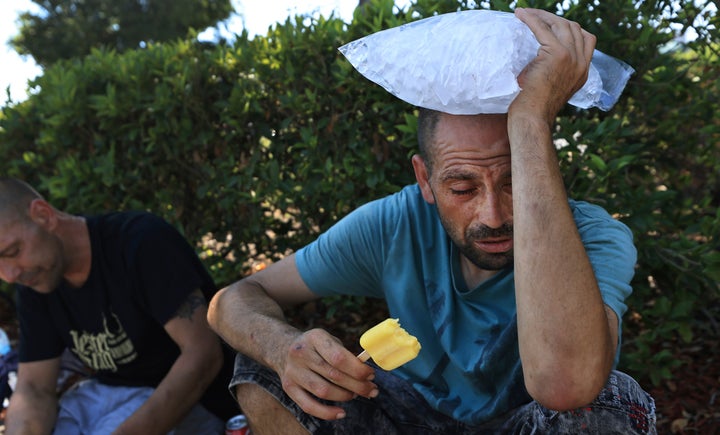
[225,414,250,435]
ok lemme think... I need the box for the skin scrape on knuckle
[288,343,305,358]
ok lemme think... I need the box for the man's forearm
[208,280,302,373]
[5,388,58,435]
[508,114,614,409]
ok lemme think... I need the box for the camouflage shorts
[230,352,656,434]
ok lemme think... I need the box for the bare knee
[235,383,309,435]
[235,383,283,415]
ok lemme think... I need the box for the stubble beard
[24,236,67,293]
[440,215,514,271]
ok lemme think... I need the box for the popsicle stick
[357,350,370,362]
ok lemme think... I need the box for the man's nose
[476,192,509,229]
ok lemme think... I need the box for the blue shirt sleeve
[570,199,637,365]
[295,196,390,299]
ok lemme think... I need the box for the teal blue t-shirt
[296,184,636,424]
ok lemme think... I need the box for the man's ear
[28,199,57,230]
[411,155,436,205]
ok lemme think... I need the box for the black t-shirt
[17,211,236,420]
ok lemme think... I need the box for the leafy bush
[1,0,717,386]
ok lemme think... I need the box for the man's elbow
[206,286,229,333]
[525,370,608,411]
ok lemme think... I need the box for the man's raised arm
[508,8,617,411]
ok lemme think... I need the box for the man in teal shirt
[208,8,656,434]
[294,187,636,424]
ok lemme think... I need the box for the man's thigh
[54,379,224,435]
[54,379,154,435]
[230,352,457,434]
[231,353,656,434]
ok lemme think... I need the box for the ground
[1,294,718,433]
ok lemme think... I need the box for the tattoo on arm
[175,289,206,321]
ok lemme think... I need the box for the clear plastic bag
[339,10,634,114]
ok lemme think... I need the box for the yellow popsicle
[358,318,421,370]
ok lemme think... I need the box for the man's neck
[460,257,501,290]
[59,215,91,288]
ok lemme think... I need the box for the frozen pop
[358,318,421,370]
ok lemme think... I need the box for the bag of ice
[339,10,634,114]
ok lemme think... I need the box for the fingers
[298,329,377,394]
[281,329,378,420]
[511,8,597,118]
[284,382,349,420]
[515,8,596,71]
[582,29,597,66]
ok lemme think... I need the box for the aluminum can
[225,414,250,435]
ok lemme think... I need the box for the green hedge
[0,8,417,281]
[1,0,718,386]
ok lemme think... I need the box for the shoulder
[568,199,612,219]
[304,184,440,259]
[569,199,636,263]
[569,200,633,236]
[90,211,178,241]
[89,212,192,266]
[319,184,437,246]
[351,184,432,222]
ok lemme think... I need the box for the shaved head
[0,178,43,223]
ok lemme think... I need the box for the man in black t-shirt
[0,178,237,434]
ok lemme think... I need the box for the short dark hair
[417,107,442,174]
[0,178,43,222]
